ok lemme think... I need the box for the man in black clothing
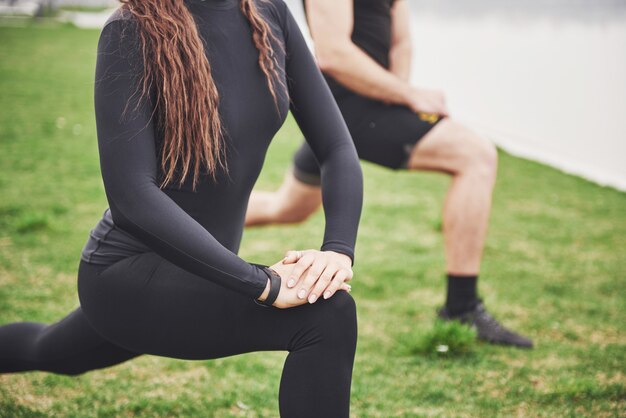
[247,0,533,348]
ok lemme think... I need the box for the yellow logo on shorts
[418,112,440,124]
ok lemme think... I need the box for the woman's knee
[311,291,358,342]
[325,291,357,324]
[290,291,357,352]
[48,363,90,376]
[32,341,91,376]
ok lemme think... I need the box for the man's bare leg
[246,170,322,227]
[407,119,532,347]
[406,118,498,275]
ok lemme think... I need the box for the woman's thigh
[78,253,351,360]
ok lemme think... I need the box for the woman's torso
[83,0,289,266]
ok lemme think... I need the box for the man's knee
[409,119,497,180]
[470,137,498,183]
[449,123,498,180]
[274,202,317,224]
[273,175,322,224]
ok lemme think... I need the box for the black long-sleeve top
[80,0,363,299]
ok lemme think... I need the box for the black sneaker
[438,302,534,348]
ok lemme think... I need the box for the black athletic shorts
[293,93,443,185]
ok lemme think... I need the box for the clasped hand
[268,250,353,309]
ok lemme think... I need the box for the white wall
[411,12,626,191]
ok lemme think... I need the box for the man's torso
[302,0,395,97]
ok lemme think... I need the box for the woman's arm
[94,19,269,299]
[269,2,362,303]
[280,2,363,263]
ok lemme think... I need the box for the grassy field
[0,24,624,417]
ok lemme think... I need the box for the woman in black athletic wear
[0,0,363,416]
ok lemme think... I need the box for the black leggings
[0,253,358,417]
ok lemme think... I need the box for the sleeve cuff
[248,263,271,299]
[320,242,355,266]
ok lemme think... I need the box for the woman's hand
[262,259,351,309]
[264,261,308,309]
[282,250,353,304]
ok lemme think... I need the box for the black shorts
[294,93,442,185]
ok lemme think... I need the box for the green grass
[57,6,111,13]
[0,24,625,417]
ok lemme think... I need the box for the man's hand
[404,87,449,116]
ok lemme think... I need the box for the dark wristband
[253,265,281,307]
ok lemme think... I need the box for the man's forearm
[319,43,410,105]
[389,41,412,82]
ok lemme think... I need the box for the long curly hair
[120,0,283,188]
